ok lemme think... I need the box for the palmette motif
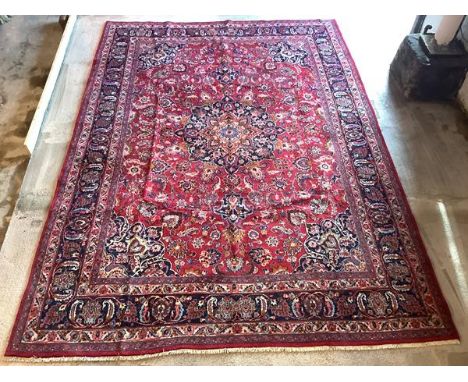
[7,20,458,358]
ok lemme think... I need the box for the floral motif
[104,215,173,277]
[215,193,252,224]
[138,43,183,70]
[199,249,222,267]
[214,63,239,84]
[69,299,115,328]
[208,296,264,321]
[268,41,309,66]
[167,240,189,258]
[249,248,272,266]
[175,96,285,174]
[150,297,173,321]
[283,238,302,256]
[287,210,307,226]
[52,272,76,290]
[301,210,360,272]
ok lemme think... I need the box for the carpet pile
[6,19,458,358]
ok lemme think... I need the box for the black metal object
[390,34,468,100]
[423,24,434,34]
[411,15,427,34]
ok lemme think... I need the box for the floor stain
[29,71,49,88]
[0,16,63,248]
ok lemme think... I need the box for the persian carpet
[6,19,459,358]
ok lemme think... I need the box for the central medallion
[175,96,285,174]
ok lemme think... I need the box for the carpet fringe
[2,339,460,364]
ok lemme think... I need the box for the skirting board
[24,15,77,154]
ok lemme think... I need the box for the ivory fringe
[2,339,460,364]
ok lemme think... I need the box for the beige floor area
[0,15,467,365]
[0,16,63,247]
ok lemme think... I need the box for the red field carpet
[6,19,459,358]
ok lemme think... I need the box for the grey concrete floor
[0,15,467,365]
[0,16,63,247]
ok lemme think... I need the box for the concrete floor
[0,16,63,247]
[0,15,467,365]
